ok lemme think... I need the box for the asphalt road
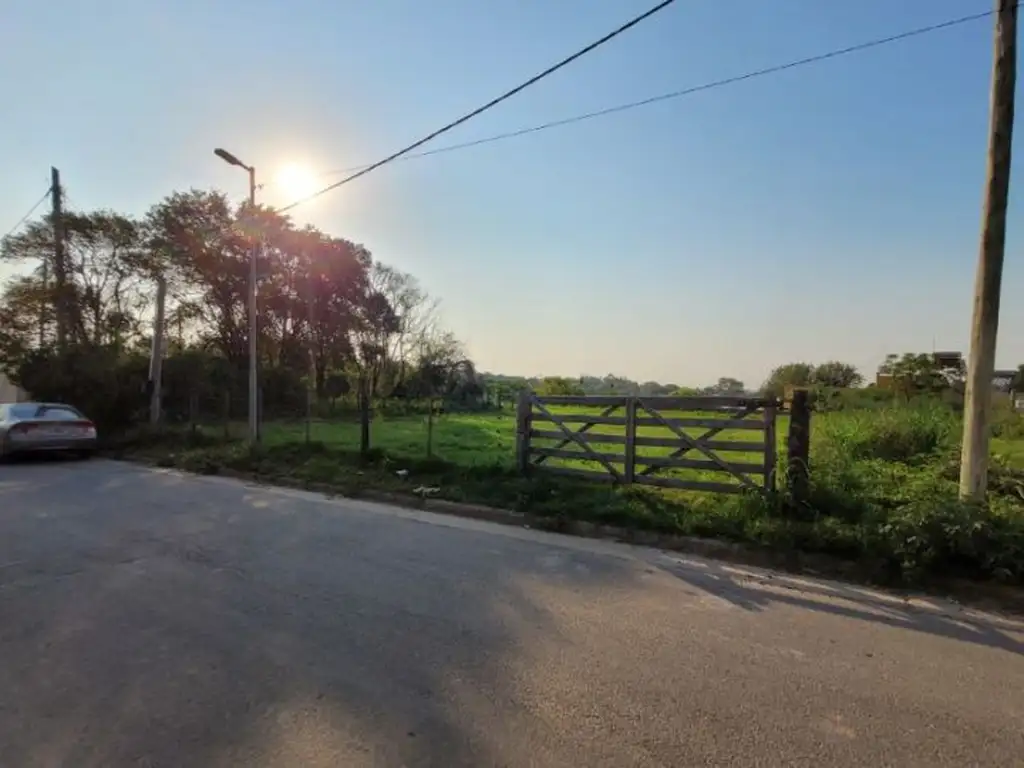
[0,459,1022,767]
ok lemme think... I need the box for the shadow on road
[2,460,1024,766]
[656,554,1024,657]
[0,460,637,766]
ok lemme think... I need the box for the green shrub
[991,402,1024,440]
[13,345,150,431]
[813,386,897,412]
[814,403,957,463]
[866,494,1024,583]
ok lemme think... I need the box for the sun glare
[275,163,319,201]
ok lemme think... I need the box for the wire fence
[161,382,513,463]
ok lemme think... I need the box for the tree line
[3,187,1020,431]
[0,189,483,428]
[484,354,1024,406]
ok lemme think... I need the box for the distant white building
[0,372,26,403]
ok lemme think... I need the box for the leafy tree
[671,386,701,397]
[811,361,862,389]
[638,380,676,396]
[63,211,151,347]
[0,184,475,437]
[0,276,50,373]
[878,353,964,397]
[304,232,371,398]
[568,374,682,397]
[343,262,441,401]
[535,376,585,397]
[761,362,814,398]
[11,346,149,430]
[1,209,150,352]
[367,262,436,390]
[143,189,412,407]
[322,373,352,414]
[706,377,745,395]
[759,361,862,400]
[145,190,252,364]
[479,372,528,407]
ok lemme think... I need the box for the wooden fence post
[763,401,778,494]
[623,397,637,484]
[786,389,811,503]
[515,389,532,473]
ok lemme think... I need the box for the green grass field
[256,403,1024,530]
[262,411,520,466]
[264,406,783,463]
[258,406,780,497]
[258,405,1024,472]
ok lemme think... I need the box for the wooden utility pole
[148,276,167,426]
[50,167,67,350]
[787,389,811,504]
[38,258,48,348]
[960,0,1018,501]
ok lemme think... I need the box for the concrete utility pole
[214,147,260,444]
[149,276,167,426]
[305,265,316,445]
[959,0,1017,501]
[247,166,259,443]
[50,167,67,350]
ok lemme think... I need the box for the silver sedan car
[0,402,98,459]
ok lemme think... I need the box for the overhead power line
[1,187,52,242]
[277,0,680,212]
[314,7,997,184]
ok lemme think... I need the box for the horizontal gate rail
[516,391,779,495]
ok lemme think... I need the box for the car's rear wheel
[73,449,94,460]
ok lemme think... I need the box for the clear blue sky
[2,0,1020,388]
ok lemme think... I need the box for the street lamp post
[214,148,260,443]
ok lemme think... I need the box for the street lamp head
[214,148,246,168]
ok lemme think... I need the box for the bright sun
[275,163,318,200]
